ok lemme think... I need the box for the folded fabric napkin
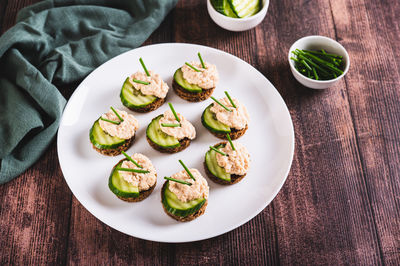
[0,0,178,184]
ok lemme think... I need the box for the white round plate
[57,43,294,243]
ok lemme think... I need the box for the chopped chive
[210,146,227,156]
[178,160,196,181]
[303,49,342,58]
[224,91,237,108]
[161,123,181,127]
[302,51,344,74]
[100,117,120,125]
[185,62,201,72]
[121,151,142,168]
[211,96,232,112]
[164,177,192,186]
[226,134,235,151]
[139,57,150,76]
[301,59,312,71]
[110,106,124,122]
[290,56,300,62]
[168,103,181,123]
[312,67,319,80]
[116,167,149,174]
[198,52,206,68]
[132,79,150,85]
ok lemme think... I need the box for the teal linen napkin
[0,0,177,184]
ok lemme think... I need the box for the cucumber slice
[89,119,126,149]
[211,0,238,18]
[146,115,180,148]
[205,144,231,181]
[228,0,261,18]
[162,182,206,217]
[174,68,203,93]
[201,104,231,134]
[120,77,157,109]
[108,160,140,198]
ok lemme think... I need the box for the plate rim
[57,42,295,243]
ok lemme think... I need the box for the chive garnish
[116,167,150,174]
[132,79,150,85]
[224,91,236,108]
[198,52,206,68]
[312,67,319,80]
[168,103,181,123]
[139,57,150,76]
[110,106,124,122]
[185,62,201,72]
[210,146,227,156]
[161,123,181,127]
[226,134,235,151]
[211,96,232,112]
[100,117,120,125]
[178,160,196,181]
[121,151,143,168]
[164,177,192,186]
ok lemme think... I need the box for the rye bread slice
[172,79,214,102]
[111,158,157,202]
[91,135,135,156]
[125,97,165,113]
[204,142,247,185]
[146,135,191,153]
[209,124,248,140]
[161,182,208,222]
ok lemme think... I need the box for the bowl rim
[207,0,269,22]
[288,35,350,84]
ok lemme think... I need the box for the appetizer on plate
[120,58,169,112]
[162,160,209,222]
[204,134,250,185]
[172,52,219,102]
[89,107,139,156]
[202,91,249,140]
[109,151,157,202]
[146,103,196,153]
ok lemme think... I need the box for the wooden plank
[0,143,72,265]
[330,0,400,264]
[254,0,384,264]
[0,0,41,34]
[0,0,8,33]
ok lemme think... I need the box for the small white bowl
[288,35,350,89]
[207,0,270,32]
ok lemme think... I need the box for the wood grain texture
[1,0,399,265]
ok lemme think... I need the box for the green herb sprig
[226,133,235,151]
[168,103,181,124]
[100,117,120,125]
[198,52,206,69]
[178,160,196,181]
[210,146,227,156]
[139,57,150,76]
[132,79,150,85]
[164,177,192,186]
[291,49,344,80]
[185,62,201,72]
[110,106,124,123]
[211,96,232,112]
[116,167,149,174]
[161,123,181,127]
[121,151,143,168]
[224,91,236,108]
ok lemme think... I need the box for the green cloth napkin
[0,0,177,184]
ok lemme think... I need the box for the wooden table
[1,0,399,265]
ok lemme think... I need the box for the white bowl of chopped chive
[288,35,350,89]
[207,0,269,32]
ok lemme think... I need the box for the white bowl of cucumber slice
[207,0,269,32]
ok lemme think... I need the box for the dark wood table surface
[1,0,399,265]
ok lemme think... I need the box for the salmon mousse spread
[168,169,209,202]
[181,61,219,89]
[119,153,157,191]
[216,142,250,175]
[129,70,169,98]
[159,110,196,140]
[210,97,250,130]
[99,109,139,139]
